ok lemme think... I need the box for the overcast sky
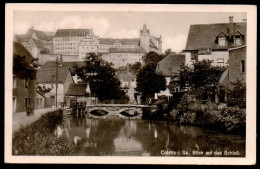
[13,11,246,52]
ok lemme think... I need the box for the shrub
[12,109,76,155]
[227,79,246,108]
[218,107,246,132]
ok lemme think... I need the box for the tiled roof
[32,38,45,49]
[156,53,185,77]
[66,83,89,96]
[185,22,246,50]
[36,67,71,84]
[13,41,37,71]
[41,61,86,74]
[99,38,140,45]
[55,29,91,37]
[108,47,146,53]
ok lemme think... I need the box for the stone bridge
[85,104,151,119]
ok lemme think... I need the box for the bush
[227,79,246,108]
[218,107,246,132]
[12,109,76,155]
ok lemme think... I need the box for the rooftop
[66,83,92,96]
[156,53,185,77]
[99,38,140,45]
[185,22,246,50]
[41,61,86,74]
[109,47,146,53]
[55,29,91,37]
[36,67,71,84]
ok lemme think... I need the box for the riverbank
[143,97,246,135]
[12,109,77,155]
[12,108,52,132]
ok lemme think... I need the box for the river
[55,114,245,156]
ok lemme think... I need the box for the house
[36,67,74,108]
[41,61,87,83]
[35,90,45,109]
[183,16,246,67]
[218,46,246,102]
[13,41,39,113]
[118,72,138,104]
[156,53,186,98]
[66,83,97,106]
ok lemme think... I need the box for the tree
[175,60,226,100]
[129,62,142,74]
[75,53,126,101]
[143,51,165,66]
[136,64,166,102]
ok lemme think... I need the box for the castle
[15,24,162,68]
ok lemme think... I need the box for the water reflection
[55,115,245,156]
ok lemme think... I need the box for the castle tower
[140,24,150,53]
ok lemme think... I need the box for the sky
[13,11,246,53]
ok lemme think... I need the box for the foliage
[12,110,77,155]
[218,107,246,132]
[136,64,166,102]
[75,52,127,101]
[227,79,246,108]
[129,62,142,74]
[177,60,226,99]
[143,51,165,66]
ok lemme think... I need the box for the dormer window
[232,30,244,46]
[218,37,227,46]
[217,32,228,46]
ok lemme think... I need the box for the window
[217,58,224,67]
[13,76,16,88]
[24,78,29,88]
[191,52,198,61]
[234,36,242,45]
[241,60,245,72]
[218,37,227,46]
[24,97,31,107]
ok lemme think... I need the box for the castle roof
[99,38,140,45]
[16,28,54,42]
[55,29,91,37]
[185,22,246,51]
[31,38,46,49]
[108,47,146,53]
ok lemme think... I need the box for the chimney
[229,16,234,36]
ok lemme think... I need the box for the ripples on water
[55,114,245,156]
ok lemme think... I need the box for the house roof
[36,67,71,84]
[108,47,146,53]
[13,41,37,71]
[185,22,246,51]
[99,38,140,45]
[66,83,90,96]
[41,61,86,74]
[55,29,91,37]
[156,53,185,77]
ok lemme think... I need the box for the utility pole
[56,54,63,110]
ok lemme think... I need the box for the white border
[5,3,257,165]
